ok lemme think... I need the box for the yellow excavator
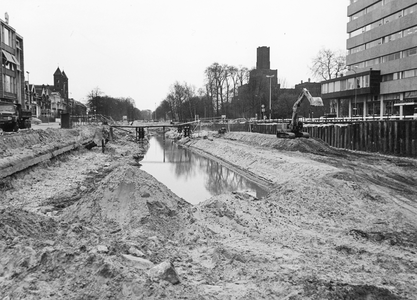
[276,88,323,138]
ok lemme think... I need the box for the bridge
[109,121,198,141]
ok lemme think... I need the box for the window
[321,83,328,94]
[402,69,417,78]
[383,93,400,101]
[366,39,382,49]
[366,57,380,67]
[370,19,383,29]
[351,62,365,69]
[350,27,364,38]
[403,47,417,57]
[404,26,417,37]
[3,74,14,93]
[382,52,401,63]
[405,91,417,99]
[340,80,347,91]
[349,44,366,54]
[3,27,10,46]
[362,75,370,88]
[384,31,402,43]
[382,74,394,82]
[384,10,403,24]
[328,82,335,93]
[404,4,417,16]
[366,1,382,13]
[334,81,341,92]
[347,78,355,90]
[351,10,365,21]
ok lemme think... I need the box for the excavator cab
[276,88,323,138]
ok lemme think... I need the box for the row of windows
[383,91,417,100]
[322,75,370,94]
[350,0,396,21]
[349,46,417,69]
[349,24,417,54]
[349,4,417,38]
[381,68,417,81]
[2,74,16,93]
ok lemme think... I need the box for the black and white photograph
[1,0,417,299]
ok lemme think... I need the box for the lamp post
[266,75,274,119]
[350,67,358,118]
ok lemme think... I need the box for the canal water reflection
[140,136,268,205]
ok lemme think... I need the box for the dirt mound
[62,164,190,237]
[223,131,344,156]
[0,126,96,153]
[0,208,57,241]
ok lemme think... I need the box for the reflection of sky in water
[140,136,268,205]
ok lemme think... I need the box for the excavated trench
[140,136,269,205]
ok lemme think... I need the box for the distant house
[32,68,70,120]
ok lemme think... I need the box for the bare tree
[236,66,249,86]
[278,77,288,88]
[310,48,347,81]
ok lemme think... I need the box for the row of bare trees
[204,63,249,117]
[156,64,250,122]
[86,88,142,121]
[154,48,346,121]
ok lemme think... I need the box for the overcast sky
[3,0,348,111]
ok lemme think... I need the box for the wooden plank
[394,121,399,155]
[378,121,382,153]
[0,141,87,179]
[388,121,393,153]
[343,126,347,149]
[412,121,417,157]
[364,122,369,152]
[372,122,377,152]
[405,121,410,156]
[335,126,339,148]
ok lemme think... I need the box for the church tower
[53,67,69,100]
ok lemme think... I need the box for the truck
[0,101,32,132]
[276,88,324,138]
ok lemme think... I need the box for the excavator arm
[289,88,323,132]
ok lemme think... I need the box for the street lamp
[349,67,359,118]
[266,75,274,119]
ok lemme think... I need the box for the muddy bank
[1,128,416,299]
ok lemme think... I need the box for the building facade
[1,13,25,108]
[321,0,417,118]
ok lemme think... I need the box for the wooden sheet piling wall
[305,121,417,157]
[246,121,417,157]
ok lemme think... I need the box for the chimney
[308,78,311,82]
[5,12,9,24]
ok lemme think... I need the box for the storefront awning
[2,50,19,65]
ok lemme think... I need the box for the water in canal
[140,136,268,205]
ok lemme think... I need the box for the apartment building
[321,0,417,119]
[1,13,25,108]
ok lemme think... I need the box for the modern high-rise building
[321,0,417,119]
[1,13,25,108]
